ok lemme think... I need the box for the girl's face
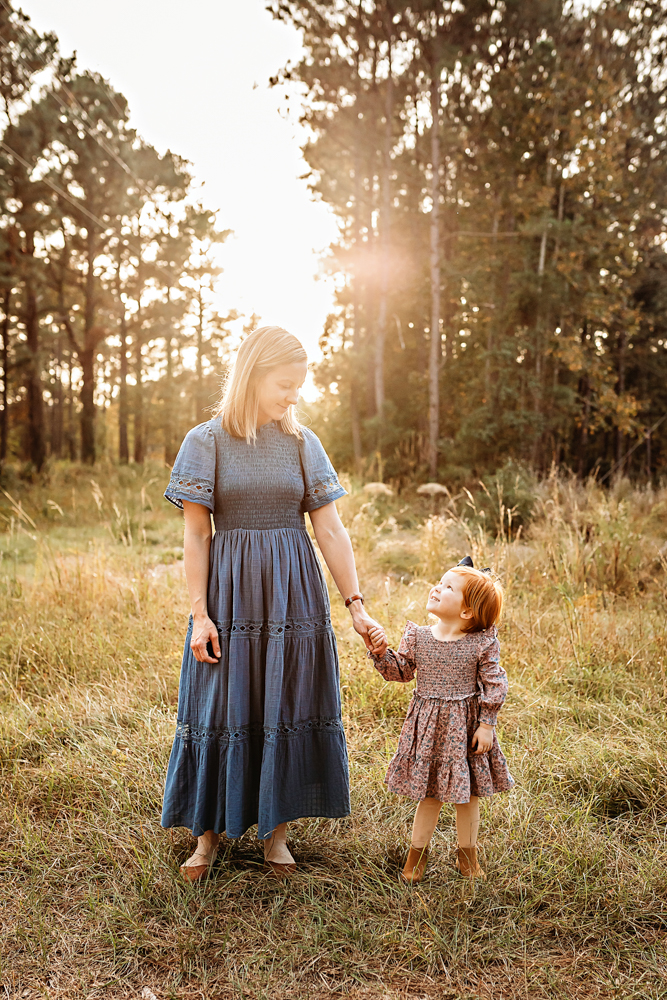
[256,362,307,426]
[426,570,471,623]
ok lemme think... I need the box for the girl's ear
[460,607,474,620]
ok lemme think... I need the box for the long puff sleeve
[298,426,347,513]
[476,630,508,726]
[164,421,216,513]
[370,620,418,683]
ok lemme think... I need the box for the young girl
[369,556,514,884]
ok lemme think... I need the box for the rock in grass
[363,482,394,496]
[417,482,449,496]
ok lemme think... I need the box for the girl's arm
[371,621,417,683]
[309,502,386,654]
[182,499,221,664]
[471,634,507,754]
[476,636,508,725]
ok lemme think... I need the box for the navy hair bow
[457,555,491,574]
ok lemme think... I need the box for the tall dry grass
[1,465,667,999]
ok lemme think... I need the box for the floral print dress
[371,621,514,803]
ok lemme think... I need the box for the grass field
[1,462,667,999]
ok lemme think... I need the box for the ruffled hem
[162,723,350,839]
[383,691,514,803]
[386,743,514,803]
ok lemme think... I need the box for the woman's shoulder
[174,420,218,463]
[298,424,324,448]
[181,418,217,442]
[190,418,238,449]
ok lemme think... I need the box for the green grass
[1,464,667,998]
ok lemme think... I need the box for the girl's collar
[428,625,470,644]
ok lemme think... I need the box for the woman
[162,326,385,879]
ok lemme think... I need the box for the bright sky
[20,0,339,395]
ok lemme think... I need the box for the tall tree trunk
[374,41,393,425]
[118,306,129,463]
[24,235,45,471]
[532,158,555,469]
[133,304,144,464]
[0,287,10,464]
[350,144,363,469]
[427,67,442,480]
[51,336,64,458]
[115,252,129,464]
[79,345,95,464]
[164,287,176,464]
[79,230,97,464]
[64,350,76,460]
[577,322,589,477]
[195,286,204,422]
[616,329,627,472]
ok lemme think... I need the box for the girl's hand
[471,723,494,755]
[368,624,388,656]
[191,614,221,663]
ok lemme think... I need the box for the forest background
[1,0,666,489]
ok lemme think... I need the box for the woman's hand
[471,723,494,755]
[350,605,388,655]
[190,614,221,663]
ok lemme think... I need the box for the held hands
[191,614,221,663]
[368,624,388,656]
[471,723,494,755]
[348,602,388,656]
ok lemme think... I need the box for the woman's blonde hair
[450,566,504,633]
[215,326,307,442]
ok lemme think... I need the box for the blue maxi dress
[161,418,351,839]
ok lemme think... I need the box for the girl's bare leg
[263,822,295,865]
[411,796,443,849]
[454,796,480,848]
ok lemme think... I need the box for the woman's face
[256,361,308,426]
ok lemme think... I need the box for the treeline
[270,0,667,484]
[0,3,235,471]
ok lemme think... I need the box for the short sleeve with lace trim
[164,421,216,513]
[298,426,347,513]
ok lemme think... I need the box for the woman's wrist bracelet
[345,593,364,608]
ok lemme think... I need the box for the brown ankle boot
[401,845,429,884]
[456,845,485,879]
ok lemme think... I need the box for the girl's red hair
[450,566,504,633]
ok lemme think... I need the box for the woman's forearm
[314,522,360,601]
[182,501,213,619]
[183,532,212,618]
[181,502,220,663]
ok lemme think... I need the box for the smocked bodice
[371,621,507,727]
[164,419,346,531]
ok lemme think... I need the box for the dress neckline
[428,625,470,644]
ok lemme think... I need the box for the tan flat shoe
[264,859,297,879]
[263,832,297,878]
[401,845,429,884]
[455,845,486,879]
[180,845,218,882]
